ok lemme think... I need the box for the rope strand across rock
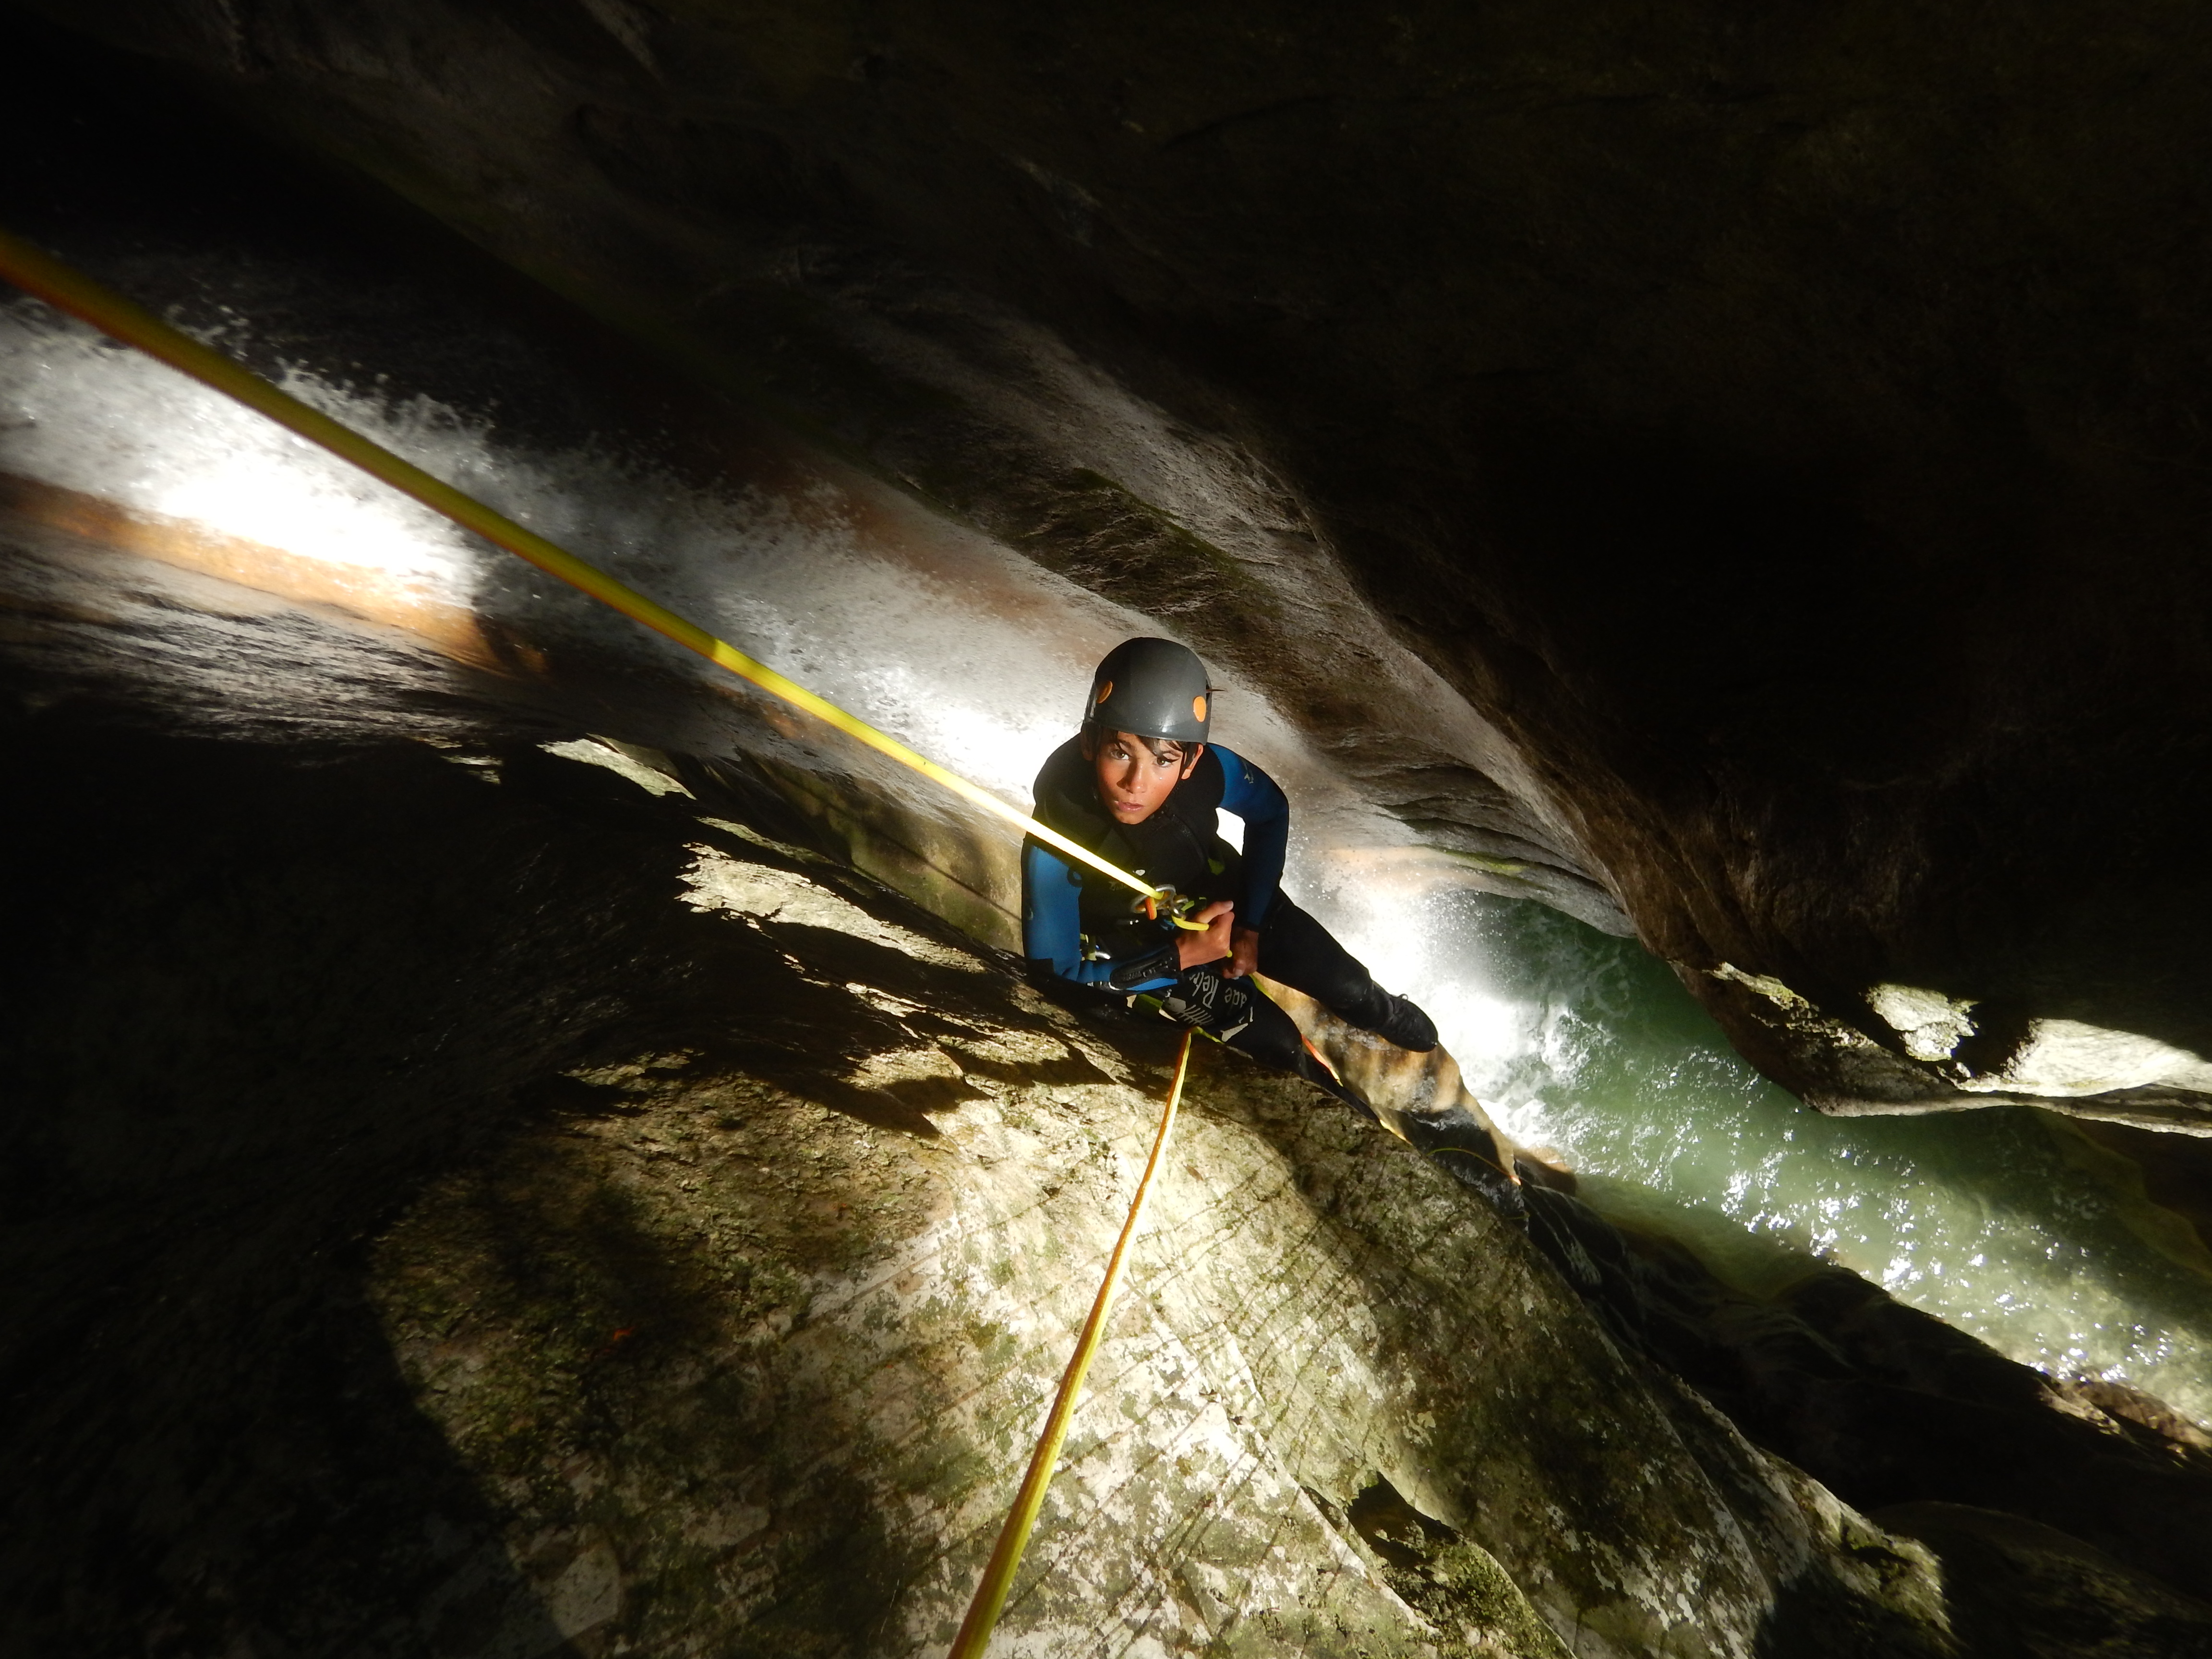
[0,225,1206,1659]
[0,226,1168,912]
[948,1028,1196,1659]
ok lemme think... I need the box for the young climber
[1022,637,1439,1107]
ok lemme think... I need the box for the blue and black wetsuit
[1021,735,1404,1093]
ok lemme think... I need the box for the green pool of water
[1403,890,2212,1427]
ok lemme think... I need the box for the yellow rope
[5,224,1210,1638]
[948,1028,1195,1659]
[0,229,1217,1654]
[0,227,1165,906]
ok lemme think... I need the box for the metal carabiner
[1137,885,1211,931]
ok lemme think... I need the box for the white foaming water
[0,321,481,599]
[1370,882,2212,1426]
[0,305,1368,836]
[7,301,2210,1427]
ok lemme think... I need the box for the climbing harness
[0,228,1214,1655]
[948,1029,1195,1659]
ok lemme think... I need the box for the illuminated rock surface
[4,716,2197,1659]
[7,11,2212,1656]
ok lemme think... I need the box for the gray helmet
[1084,637,1213,744]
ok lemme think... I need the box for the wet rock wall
[0,704,1967,1658]
[6,12,2212,1654]
[21,0,2212,1130]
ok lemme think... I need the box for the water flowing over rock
[24,0,2212,1139]
[9,9,2212,1656]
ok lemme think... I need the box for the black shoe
[1368,992,1438,1053]
[1157,965,1258,1040]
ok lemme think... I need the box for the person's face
[1085,728,1201,826]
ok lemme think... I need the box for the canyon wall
[23,0,2212,1130]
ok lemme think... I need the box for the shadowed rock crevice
[0,723,690,1656]
[1334,1476,1574,1659]
[1518,1181,2212,1620]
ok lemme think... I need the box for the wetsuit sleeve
[1021,841,1178,991]
[1211,745,1288,931]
